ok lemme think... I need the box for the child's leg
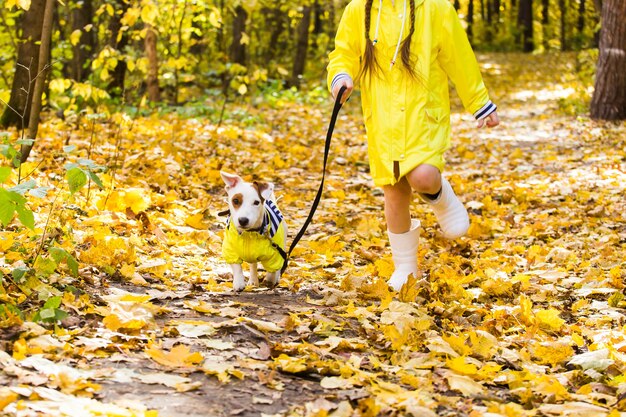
[406,164,469,239]
[383,178,420,291]
[383,178,412,233]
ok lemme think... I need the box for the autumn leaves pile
[1,54,626,416]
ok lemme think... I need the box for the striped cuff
[474,100,497,120]
[331,72,351,91]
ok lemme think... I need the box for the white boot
[421,177,469,239]
[387,219,420,291]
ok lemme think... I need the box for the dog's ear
[255,182,274,201]
[220,171,241,189]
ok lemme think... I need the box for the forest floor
[1,53,626,417]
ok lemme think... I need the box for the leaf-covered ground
[1,53,625,417]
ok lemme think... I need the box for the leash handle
[281,86,347,273]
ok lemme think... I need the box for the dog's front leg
[231,264,246,292]
[248,263,259,287]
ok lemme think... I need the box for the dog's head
[220,171,274,232]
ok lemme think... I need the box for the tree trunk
[107,0,130,95]
[590,0,626,120]
[20,0,55,163]
[0,0,46,128]
[559,0,568,50]
[518,0,534,52]
[266,7,286,62]
[145,24,160,102]
[289,6,312,88]
[467,0,474,42]
[542,0,550,49]
[70,0,94,82]
[230,6,247,65]
[454,0,461,10]
[576,0,587,48]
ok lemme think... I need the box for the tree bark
[70,0,95,82]
[145,24,160,102]
[518,0,534,52]
[107,0,130,95]
[289,5,312,88]
[20,0,56,163]
[0,0,46,128]
[559,0,568,50]
[467,0,474,42]
[590,0,626,120]
[230,5,247,65]
[542,0,550,49]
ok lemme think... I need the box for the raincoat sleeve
[327,2,362,92]
[437,1,496,119]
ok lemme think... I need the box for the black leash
[278,86,347,273]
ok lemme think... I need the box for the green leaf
[87,170,104,189]
[34,256,57,277]
[8,179,36,195]
[12,267,28,282]
[49,247,79,277]
[43,296,62,309]
[39,307,56,320]
[16,138,35,146]
[16,204,34,230]
[0,190,15,226]
[66,167,87,194]
[0,166,11,183]
[63,145,76,153]
[28,186,50,198]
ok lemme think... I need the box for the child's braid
[400,0,417,78]
[361,0,381,80]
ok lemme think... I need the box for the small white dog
[220,171,287,291]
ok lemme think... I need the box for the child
[327,0,500,291]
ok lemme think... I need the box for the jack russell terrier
[220,171,287,291]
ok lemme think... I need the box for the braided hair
[360,0,417,80]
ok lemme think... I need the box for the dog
[220,171,287,292]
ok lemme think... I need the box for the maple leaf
[145,344,204,368]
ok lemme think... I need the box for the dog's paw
[233,282,246,292]
[262,272,280,289]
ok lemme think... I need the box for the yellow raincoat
[222,220,286,273]
[327,0,494,186]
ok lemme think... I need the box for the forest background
[0,0,625,416]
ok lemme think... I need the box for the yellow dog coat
[222,200,286,273]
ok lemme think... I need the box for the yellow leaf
[125,188,150,214]
[468,330,497,359]
[17,0,31,10]
[0,388,18,411]
[274,354,308,373]
[208,9,221,28]
[531,342,574,367]
[446,356,479,376]
[374,258,394,279]
[145,344,203,368]
[103,314,147,332]
[519,294,534,326]
[358,278,392,307]
[141,3,158,25]
[237,83,248,95]
[242,317,283,332]
[70,29,82,46]
[442,333,472,356]
[398,273,420,301]
[445,372,484,396]
[536,308,565,332]
[185,213,208,229]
